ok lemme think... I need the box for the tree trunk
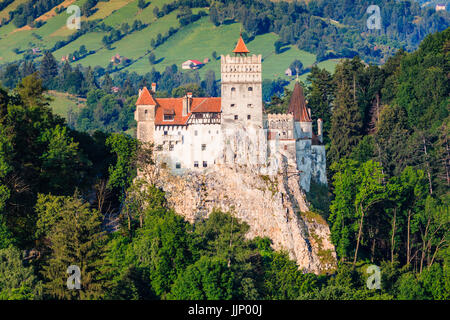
[430,236,446,267]
[445,136,449,186]
[407,209,411,266]
[353,205,365,267]
[420,217,431,274]
[127,210,131,232]
[422,136,433,195]
[371,238,376,262]
[391,207,397,264]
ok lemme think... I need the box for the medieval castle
[134,35,327,192]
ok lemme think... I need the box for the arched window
[231,87,236,92]
[248,87,253,92]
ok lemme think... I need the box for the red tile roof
[233,35,250,54]
[190,97,221,113]
[288,82,311,122]
[150,97,221,126]
[136,86,157,105]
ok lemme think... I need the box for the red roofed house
[181,59,204,70]
[135,35,326,192]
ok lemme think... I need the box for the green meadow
[47,90,86,118]
[0,0,341,85]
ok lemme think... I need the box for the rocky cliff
[154,163,336,274]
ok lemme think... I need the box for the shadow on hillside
[278,46,291,54]
[222,19,236,25]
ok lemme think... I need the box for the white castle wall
[220,54,263,132]
[153,123,223,173]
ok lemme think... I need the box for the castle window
[194,161,199,168]
[162,162,167,169]
[247,104,252,108]
[247,115,251,120]
[231,87,236,92]
[248,87,253,92]
[157,145,163,151]
[164,115,174,121]
[164,131,168,135]
[201,144,206,151]
[230,104,235,107]
[169,144,174,151]
[234,115,238,120]
[144,110,148,114]
[176,163,181,169]
[203,161,207,168]
[284,145,288,150]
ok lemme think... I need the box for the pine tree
[148,52,156,65]
[20,61,36,79]
[137,0,146,10]
[306,66,334,144]
[329,79,362,164]
[203,70,217,97]
[58,61,72,91]
[102,72,113,92]
[39,51,58,89]
[374,104,410,176]
[41,195,107,300]
[84,66,98,92]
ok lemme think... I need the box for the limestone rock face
[155,164,337,274]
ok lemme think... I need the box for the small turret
[317,118,323,143]
[135,86,157,143]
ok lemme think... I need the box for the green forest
[0,17,448,300]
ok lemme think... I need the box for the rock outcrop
[154,164,336,274]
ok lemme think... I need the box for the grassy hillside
[0,0,340,85]
[47,90,86,118]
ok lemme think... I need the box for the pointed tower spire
[232,32,250,56]
[136,86,157,105]
[288,82,311,122]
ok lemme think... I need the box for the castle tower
[289,82,312,139]
[134,86,157,143]
[220,35,263,132]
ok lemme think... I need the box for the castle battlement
[221,54,262,83]
[221,54,262,65]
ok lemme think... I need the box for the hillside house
[182,60,204,70]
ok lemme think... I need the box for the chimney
[182,93,192,116]
[138,88,142,97]
[317,118,323,143]
[151,82,156,93]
